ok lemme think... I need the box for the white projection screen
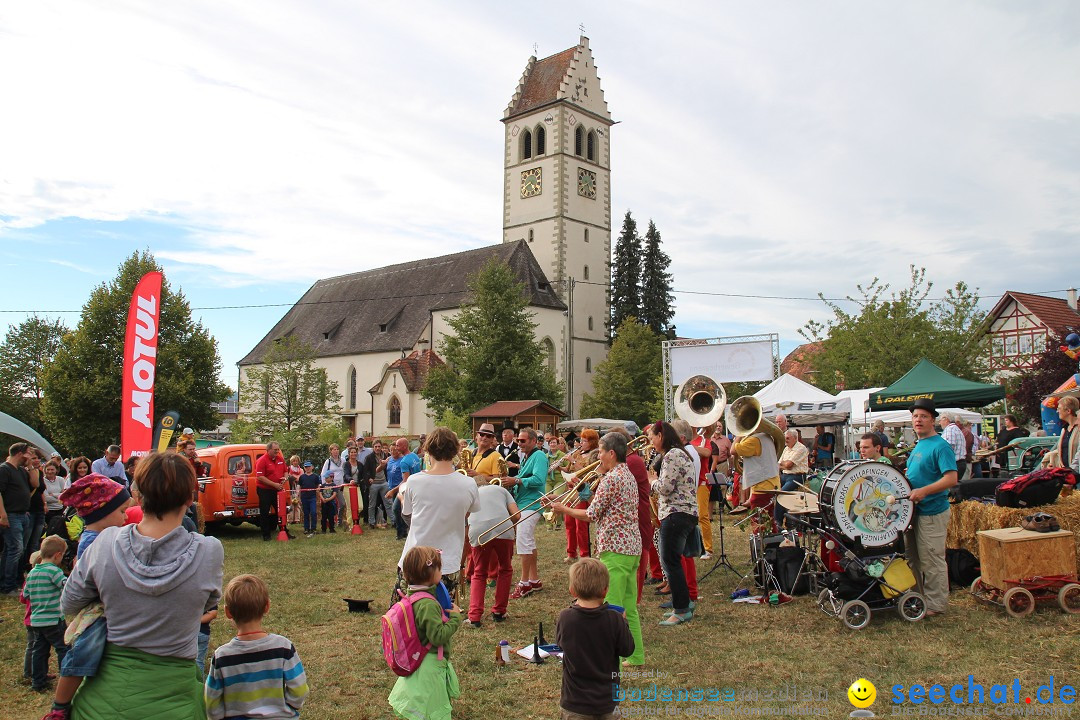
[669,340,775,385]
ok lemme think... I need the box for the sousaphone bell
[725,395,785,456]
[673,374,727,429]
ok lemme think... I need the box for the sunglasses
[478,431,495,437]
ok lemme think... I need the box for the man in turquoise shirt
[505,428,547,599]
[904,398,958,616]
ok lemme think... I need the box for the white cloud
[1,0,1078,352]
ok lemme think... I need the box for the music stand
[699,474,747,582]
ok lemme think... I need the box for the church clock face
[520,167,542,198]
[577,167,596,199]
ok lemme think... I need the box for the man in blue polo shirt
[386,438,422,540]
[904,398,958,617]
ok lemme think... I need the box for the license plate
[244,508,260,517]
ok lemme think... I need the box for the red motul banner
[121,271,163,460]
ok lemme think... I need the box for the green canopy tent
[868,358,1005,411]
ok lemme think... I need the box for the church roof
[239,240,566,365]
[369,350,445,394]
[507,47,577,118]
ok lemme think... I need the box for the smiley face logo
[848,678,877,714]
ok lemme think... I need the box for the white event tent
[752,373,851,427]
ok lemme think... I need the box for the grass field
[2,517,1078,719]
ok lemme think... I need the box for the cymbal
[786,508,819,516]
[760,488,799,495]
[777,492,820,512]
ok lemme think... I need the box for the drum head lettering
[820,462,912,547]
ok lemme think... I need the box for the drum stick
[793,480,816,494]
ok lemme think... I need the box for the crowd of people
[3,392,1075,720]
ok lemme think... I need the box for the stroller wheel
[896,591,926,622]
[840,599,871,630]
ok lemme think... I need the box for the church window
[535,125,545,155]
[583,264,590,280]
[528,228,534,243]
[587,130,597,161]
[347,366,357,410]
[575,125,584,156]
[389,396,402,427]
[585,357,592,373]
[588,316,594,331]
[541,337,556,372]
[521,128,532,160]
[584,228,589,243]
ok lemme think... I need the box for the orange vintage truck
[194,444,268,526]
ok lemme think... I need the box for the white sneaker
[700,552,712,560]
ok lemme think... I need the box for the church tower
[503,36,612,416]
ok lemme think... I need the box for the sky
[2,1,1078,389]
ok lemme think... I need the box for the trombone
[476,459,602,545]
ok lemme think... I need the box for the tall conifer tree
[609,211,642,338]
[640,220,675,338]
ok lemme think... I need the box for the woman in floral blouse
[546,431,643,664]
[649,420,699,625]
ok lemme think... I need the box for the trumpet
[550,447,581,473]
[476,461,600,545]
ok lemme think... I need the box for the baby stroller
[817,543,926,629]
[44,507,83,574]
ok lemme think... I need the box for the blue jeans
[196,630,210,676]
[392,495,407,538]
[60,615,106,676]
[31,621,67,689]
[658,512,698,613]
[1,512,31,592]
[301,495,318,533]
[23,512,46,567]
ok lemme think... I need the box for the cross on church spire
[579,23,585,35]
[533,42,538,55]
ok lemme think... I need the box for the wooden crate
[976,527,1077,590]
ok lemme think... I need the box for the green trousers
[599,550,644,665]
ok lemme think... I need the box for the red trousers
[636,527,662,603]
[564,501,591,558]
[683,555,698,601]
[468,539,514,622]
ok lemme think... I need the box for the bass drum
[818,460,914,547]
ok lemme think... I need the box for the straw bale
[947,492,1080,576]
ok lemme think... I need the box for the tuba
[673,374,728,429]
[725,395,785,456]
[457,446,473,472]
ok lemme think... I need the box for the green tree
[580,318,663,428]
[609,211,643,337]
[232,335,341,451]
[40,251,230,456]
[0,315,68,442]
[799,266,987,392]
[422,259,563,417]
[1012,336,1077,425]
[640,220,675,338]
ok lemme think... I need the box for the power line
[0,287,1072,314]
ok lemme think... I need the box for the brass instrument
[476,459,602,545]
[674,374,728,429]
[725,395,785,456]
[550,447,581,473]
[457,446,473,471]
[627,434,650,455]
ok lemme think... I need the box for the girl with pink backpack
[384,545,463,720]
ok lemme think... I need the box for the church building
[238,37,612,437]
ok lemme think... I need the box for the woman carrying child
[60,451,224,720]
[388,545,463,720]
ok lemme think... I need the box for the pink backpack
[381,591,445,676]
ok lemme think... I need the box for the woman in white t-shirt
[42,461,70,520]
[397,427,481,603]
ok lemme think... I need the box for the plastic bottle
[497,640,510,665]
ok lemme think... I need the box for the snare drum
[818,460,913,547]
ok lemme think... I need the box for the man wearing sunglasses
[469,424,504,482]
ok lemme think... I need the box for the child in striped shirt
[23,535,69,692]
[205,574,309,720]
